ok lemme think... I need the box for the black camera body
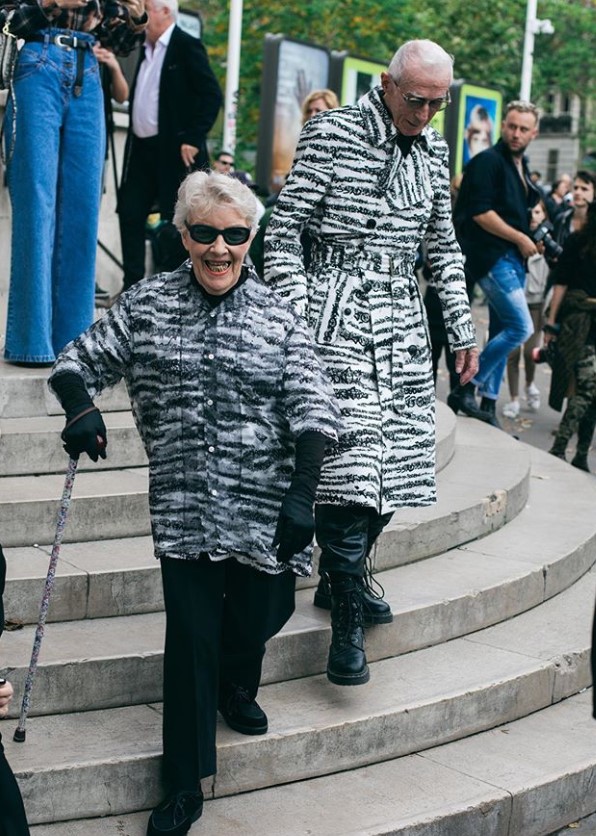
[532,220,563,260]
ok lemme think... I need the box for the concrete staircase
[1,364,596,835]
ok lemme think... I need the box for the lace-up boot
[314,568,392,625]
[147,789,203,835]
[326,573,369,686]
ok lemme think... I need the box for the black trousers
[118,136,187,290]
[315,504,393,577]
[159,555,295,791]
[0,734,30,836]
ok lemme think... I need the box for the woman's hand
[0,679,14,719]
[122,0,145,19]
[48,0,89,9]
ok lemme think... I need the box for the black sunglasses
[184,222,251,246]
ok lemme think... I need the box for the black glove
[272,430,330,564]
[52,372,107,462]
[273,484,315,564]
[61,407,107,461]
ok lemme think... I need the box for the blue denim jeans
[4,30,105,363]
[472,251,534,401]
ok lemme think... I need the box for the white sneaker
[525,382,541,412]
[502,400,520,419]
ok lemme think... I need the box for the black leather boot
[479,397,502,429]
[573,408,596,472]
[447,383,494,424]
[327,573,369,686]
[314,572,393,624]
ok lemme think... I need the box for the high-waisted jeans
[472,251,534,401]
[4,29,104,363]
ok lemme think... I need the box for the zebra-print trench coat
[49,265,342,576]
[265,86,476,514]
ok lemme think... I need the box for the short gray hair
[173,171,260,232]
[151,0,178,16]
[388,39,454,84]
[504,100,540,122]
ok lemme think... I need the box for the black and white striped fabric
[265,86,476,513]
[49,265,342,576]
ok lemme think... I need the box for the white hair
[173,171,260,232]
[151,0,178,17]
[388,39,454,84]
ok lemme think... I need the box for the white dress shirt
[132,23,175,139]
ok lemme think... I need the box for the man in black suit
[118,0,222,291]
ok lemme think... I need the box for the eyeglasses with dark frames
[395,82,451,112]
[184,222,251,246]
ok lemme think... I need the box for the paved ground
[435,295,596,474]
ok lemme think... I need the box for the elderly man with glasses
[265,39,477,688]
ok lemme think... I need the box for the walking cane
[14,455,79,742]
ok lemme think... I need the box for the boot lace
[361,553,386,601]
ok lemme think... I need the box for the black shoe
[549,445,567,461]
[314,576,393,625]
[479,397,502,429]
[327,574,370,686]
[447,384,495,425]
[147,790,203,835]
[571,453,590,472]
[219,685,268,735]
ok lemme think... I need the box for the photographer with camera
[451,100,542,427]
[545,200,596,470]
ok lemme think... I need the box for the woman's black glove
[52,372,107,462]
[273,431,329,564]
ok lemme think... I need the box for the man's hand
[181,144,199,169]
[0,679,14,719]
[272,489,315,564]
[455,347,479,386]
[516,232,539,260]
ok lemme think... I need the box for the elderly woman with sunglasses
[48,171,342,836]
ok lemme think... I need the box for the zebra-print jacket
[49,265,342,576]
[265,86,476,513]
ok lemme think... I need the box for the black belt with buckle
[26,33,93,96]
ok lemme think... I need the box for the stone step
[0,417,530,583]
[7,566,595,825]
[0,413,147,476]
[0,468,150,547]
[0,393,453,476]
[1,444,594,714]
[0,362,130,419]
[29,688,596,836]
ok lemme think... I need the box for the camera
[532,220,563,260]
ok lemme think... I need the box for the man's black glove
[52,372,107,462]
[273,431,329,564]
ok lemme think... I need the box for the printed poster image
[271,40,329,191]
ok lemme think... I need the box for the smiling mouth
[205,260,231,274]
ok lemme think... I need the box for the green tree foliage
[195,0,596,165]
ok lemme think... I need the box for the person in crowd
[265,39,477,688]
[450,100,541,426]
[554,170,596,246]
[0,0,146,366]
[48,171,341,836]
[501,200,550,419]
[300,88,340,124]
[117,0,222,292]
[0,545,31,835]
[544,200,596,471]
[94,43,129,104]
[211,149,234,173]
[545,173,573,222]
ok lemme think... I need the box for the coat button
[366,218,376,229]
[408,345,418,356]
